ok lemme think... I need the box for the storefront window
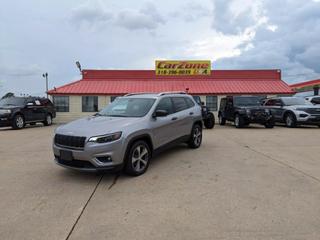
[82,96,98,112]
[206,96,218,111]
[53,96,69,112]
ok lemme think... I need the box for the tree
[1,92,14,99]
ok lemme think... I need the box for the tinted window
[156,97,174,114]
[185,97,195,108]
[53,96,69,112]
[99,98,155,117]
[82,96,98,112]
[234,96,263,107]
[172,97,188,112]
[192,96,201,105]
[206,96,217,111]
[282,97,312,106]
[0,97,26,106]
[220,98,226,109]
[311,97,320,104]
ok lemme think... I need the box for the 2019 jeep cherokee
[53,92,203,176]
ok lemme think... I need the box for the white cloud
[70,1,112,30]
[116,2,165,30]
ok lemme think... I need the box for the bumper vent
[54,134,86,149]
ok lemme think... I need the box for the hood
[56,115,141,138]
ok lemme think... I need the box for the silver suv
[263,97,320,127]
[53,92,203,176]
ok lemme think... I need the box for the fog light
[96,156,112,163]
[299,114,308,118]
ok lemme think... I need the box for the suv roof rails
[124,92,156,96]
[158,91,187,96]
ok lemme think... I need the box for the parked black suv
[0,96,56,129]
[218,96,274,128]
[192,96,215,129]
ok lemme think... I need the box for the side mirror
[153,110,168,118]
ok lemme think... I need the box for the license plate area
[60,150,73,161]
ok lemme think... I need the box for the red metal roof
[48,70,294,95]
[290,79,320,89]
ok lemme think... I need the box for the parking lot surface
[1,124,320,240]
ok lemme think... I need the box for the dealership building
[48,69,294,123]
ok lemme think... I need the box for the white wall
[53,95,110,123]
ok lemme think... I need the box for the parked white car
[305,96,320,105]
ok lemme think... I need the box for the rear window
[185,97,195,108]
[172,97,189,112]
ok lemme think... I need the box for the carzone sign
[156,60,211,76]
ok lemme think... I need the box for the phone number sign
[156,60,211,76]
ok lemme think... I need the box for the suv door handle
[171,117,178,121]
[189,112,194,115]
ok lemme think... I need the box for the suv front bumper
[53,138,126,172]
[296,113,320,125]
[0,116,11,127]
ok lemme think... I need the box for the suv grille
[304,109,320,115]
[54,134,86,149]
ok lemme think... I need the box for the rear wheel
[188,124,202,148]
[218,115,226,125]
[43,114,52,126]
[124,141,151,176]
[12,114,25,129]
[234,114,244,128]
[285,113,296,128]
[204,113,215,129]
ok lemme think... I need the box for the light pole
[42,72,48,98]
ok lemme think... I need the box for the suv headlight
[88,132,122,143]
[0,109,11,114]
[246,109,251,115]
[296,108,307,112]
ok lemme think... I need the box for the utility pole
[42,72,48,98]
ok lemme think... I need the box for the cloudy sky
[0,0,320,97]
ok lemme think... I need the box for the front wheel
[188,124,202,149]
[12,114,25,129]
[285,113,296,128]
[204,113,215,129]
[43,114,52,126]
[265,120,274,128]
[124,141,151,176]
[234,114,244,128]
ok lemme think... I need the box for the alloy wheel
[131,145,149,172]
[47,115,52,125]
[16,116,24,128]
[193,127,202,146]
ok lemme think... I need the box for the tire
[265,120,274,128]
[218,115,226,125]
[188,124,202,149]
[12,114,25,129]
[43,114,52,126]
[285,113,296,128]
[124,140,151,176]
[204,113,215,129]
[234,114,244,128]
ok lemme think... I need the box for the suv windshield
[0,97,26,106]
[282,97,312,106]
[99,97,155,117]
[234,97,263,107]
